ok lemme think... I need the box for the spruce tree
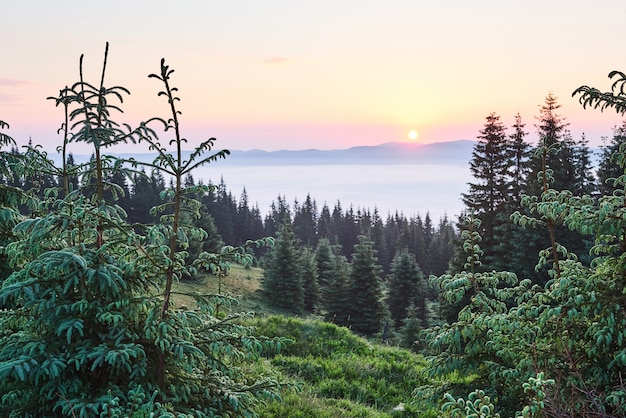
[324,253,351,326]
[597,120,626,196]
[345,235,385,335]
[0,48,284,417]
[398,302,423,352]
[528,93,570,194]
[235,187,265,245]
[386,248,425,328]
[300,246,320,313]
[317,203,333,241]
[499,113,533,276]
[461,112,510,270]
[262,221,304,313]
[315,237,336,313]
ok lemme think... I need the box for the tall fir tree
[317,203,333,241]
[292,194,318,248]
[461,112,511,270]
[299,246,320,313]
[596,120,626,196]
[528,93,570,194]
[262,220,304,313]
[235,187,265,245]
[493,113,531,273]
[315,237,337,313]
[386,248,425,328]
[324,253,351,327]
[345,235,386,335]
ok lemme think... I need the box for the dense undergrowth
[250,316,441,417]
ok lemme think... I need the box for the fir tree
[235,187,265,246]
[0,48,284,417]
[324,253,351,326]
[462,112,510,270]
[317,203,333,241]
[262,220,304,313]
[300,246,320,313]
[315,237,336,313]
[293,194,318,247]
[399,302,423,352]
[499,113,533,276]
[345,235,386,335]
[386,248,425,328]
[597,120,626,196]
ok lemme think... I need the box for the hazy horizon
[3,1,625,155]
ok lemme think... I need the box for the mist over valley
[70,140,475,220]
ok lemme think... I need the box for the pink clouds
[0,78,31,87]
[262,57,287,64]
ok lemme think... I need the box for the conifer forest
[2,45,626,417]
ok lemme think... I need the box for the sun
[408,130,418,141]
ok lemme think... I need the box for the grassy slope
[173,266,441,418]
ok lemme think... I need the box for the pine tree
[499,113,533,275]
[315,237,336,313]
[369,208,387,274]
[528,93,570,194]
[264,195,290,237]
[386,248,425,328]
[461,112,510,270]
[317,203,333,241]
[571,132,596,196]
[262,221,304,313]
[324,253,351,326]
[292,194,318,247]
[597,120,626,196]
[345,235,386,335]
[300,246,320,313]
[337,204,359,260]
[62,153,80,196]
[234,187,265,246]
[506,113,532,205]
[398,302,423,352]
[0,49,284,417]
[213,177,237,244]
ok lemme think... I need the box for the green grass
[252,316,441,417]
[173,264,283,314]
[173,266,443,417]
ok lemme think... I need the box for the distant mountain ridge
[211,139,476,166]
[62,140,476,167]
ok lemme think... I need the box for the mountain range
[100,139,476,167]
[217,139,475,166]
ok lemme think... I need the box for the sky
[2,1,626,153]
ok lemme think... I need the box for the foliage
[323,251,352,326]
[346,235,387,336]
[252,316,439,417]
[597,120,626,196]
[422,74,626,415]
[262,221,304,313]
[0,121,23,283]
[299,246,320,313]
[0,45,286,417]
[573,70,626,115]
[386,248,425,329]
[461,112,511,269]
[398,303,424,352]
[442,389,500,418]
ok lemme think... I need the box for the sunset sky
[2,1,626,153]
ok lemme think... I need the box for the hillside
[173,268,443,417]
